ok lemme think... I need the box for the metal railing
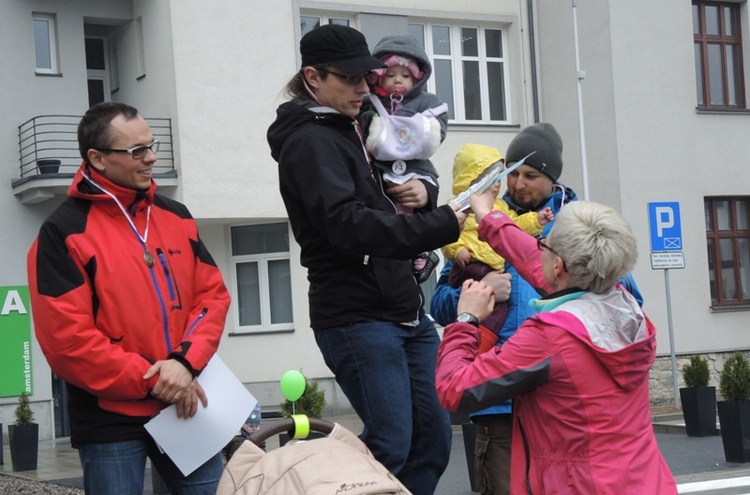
[17,115,175,179]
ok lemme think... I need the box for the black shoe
[413,251,440,284]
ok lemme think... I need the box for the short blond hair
[547,201,637,294]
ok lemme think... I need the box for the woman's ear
[553,256,567,281]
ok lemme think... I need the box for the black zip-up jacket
[267,99,459,330]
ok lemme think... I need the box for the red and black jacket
[27,164,230,444]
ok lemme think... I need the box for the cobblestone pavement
[0,474,83,495]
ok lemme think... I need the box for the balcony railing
[16,115,176,179]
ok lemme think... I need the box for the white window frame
[33,13,58,74]
[299,11,354,38]
[413,21,511,124]
[230,223,294,335]
[86,36,111,104]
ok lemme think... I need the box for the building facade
[0,0,747,440]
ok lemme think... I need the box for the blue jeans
[314,316,452,495]
[78,438,223,495]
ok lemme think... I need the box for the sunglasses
[322,68,370,86]
[537,237,568,272]
[95,141,160,160]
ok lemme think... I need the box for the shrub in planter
[717,352,750,463]
[680,355,716,436]
[720,352,750,402]
[683,355,710,388]
[280,379,326,419]
[9,392,39,471]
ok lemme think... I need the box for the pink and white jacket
[436,211,677,494]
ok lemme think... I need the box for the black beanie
[505,122,563,182]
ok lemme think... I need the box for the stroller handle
[248,417,335,446]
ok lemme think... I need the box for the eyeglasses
[322,68,369,86]
[95,140,160,160]
[537,237,568,272]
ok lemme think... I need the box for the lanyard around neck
[81,170,155,266]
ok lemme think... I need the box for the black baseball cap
[300,24,385,73]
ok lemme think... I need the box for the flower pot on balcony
[680,386,717,436]
[37,159,61,174]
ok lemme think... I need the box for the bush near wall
[649,351,750,407]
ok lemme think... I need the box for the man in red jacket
[27,102,231,495]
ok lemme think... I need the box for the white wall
[536,0,750,357]
[0,0,135,440]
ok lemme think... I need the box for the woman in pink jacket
[436,194,677,494]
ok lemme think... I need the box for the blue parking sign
[648,202,682,251]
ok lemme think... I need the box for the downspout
[527,0,540,123]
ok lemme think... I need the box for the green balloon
[280,370,306,402]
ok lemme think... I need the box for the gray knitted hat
[505,123,563,181]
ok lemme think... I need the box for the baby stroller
[216,417,412,495]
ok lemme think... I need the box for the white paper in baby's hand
[144,354,257,476]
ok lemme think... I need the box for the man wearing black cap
[267,24,465,495]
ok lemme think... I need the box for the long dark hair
[284,65,329,99]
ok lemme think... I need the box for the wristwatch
[455,312,480,327]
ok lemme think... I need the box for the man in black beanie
[431,121,576,495]
[432,122,644,494]
[503,122,565,210]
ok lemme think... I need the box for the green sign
[0,286,33,397]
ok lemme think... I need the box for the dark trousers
[473,413,513,495]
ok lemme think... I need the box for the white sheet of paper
[144,354,257,476]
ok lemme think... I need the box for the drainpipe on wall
[572,0,591,200]
[527,0,540,123]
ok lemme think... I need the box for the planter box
[9,423,39,471]
[717,400,750,463]
[37,159,61,175]
[680,387,717,436]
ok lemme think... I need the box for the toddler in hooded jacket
[442,144,553,331]
[360,34,449,283]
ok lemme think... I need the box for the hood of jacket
[371,35,432,96]
[69,163,156,211]
[267,98,355,162]
[451,143,504,195]
[535,288,655,392]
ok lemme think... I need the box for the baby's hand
[456,248,472,269]
[537,207,554,226]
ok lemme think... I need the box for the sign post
[648,202,684,410]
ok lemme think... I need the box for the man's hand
[144,359,193,404]
[386,179,429,209]
[175,379,208,419]
[482,270,512,303]
[456,279,495,322]
[449,203,468,230]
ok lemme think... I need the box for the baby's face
[382,66,414,95]
[489,182,502,198]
